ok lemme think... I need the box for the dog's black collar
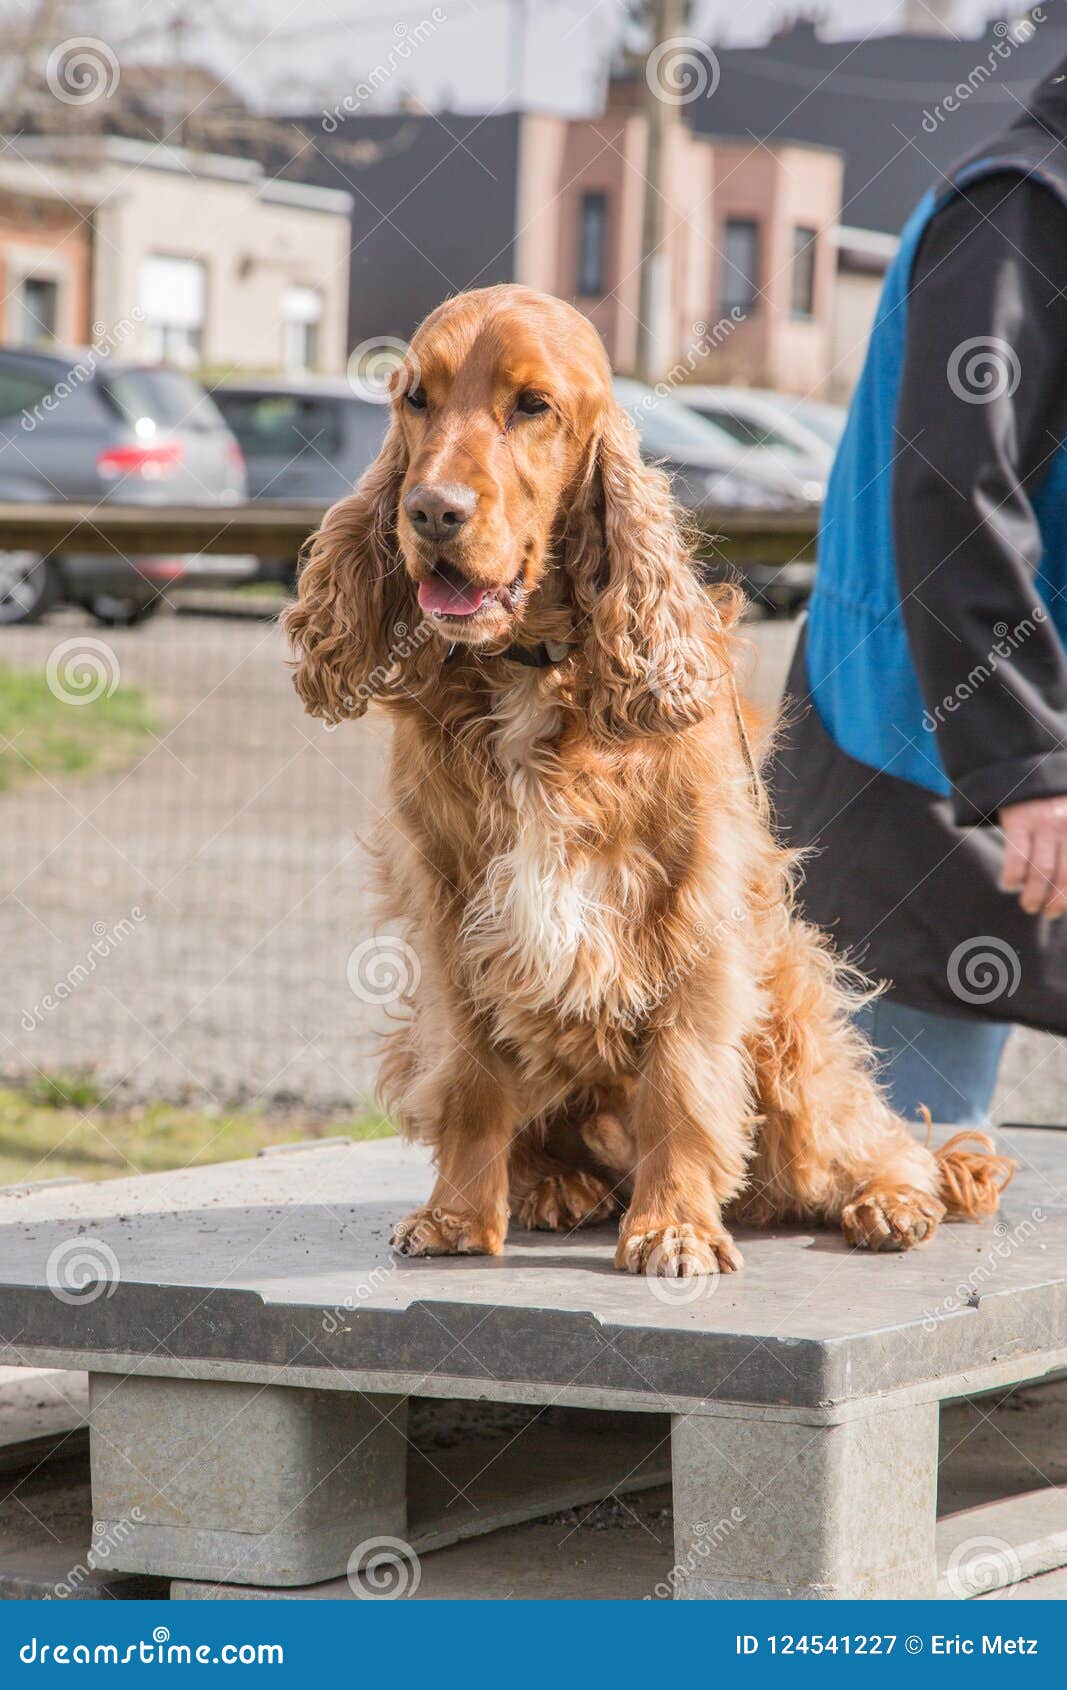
[444,640,572,669]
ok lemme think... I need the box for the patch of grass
[0,1086,396,1188]
[0,661,156,793]
[25,1068,107,1112]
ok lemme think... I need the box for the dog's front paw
[842,1184,946,1252]
[391,1206,504,1258]
[615,1222,743,1277]
[516,1171,617,1232]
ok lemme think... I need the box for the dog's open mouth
[417,560,524,621]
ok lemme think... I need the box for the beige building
[8,137,352,376]
[516,114,843,396]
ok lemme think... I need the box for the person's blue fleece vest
[806,144,1067,796]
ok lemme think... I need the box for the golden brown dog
[285,284,1012,1276]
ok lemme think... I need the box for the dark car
[0,346,254,626]
[614,377,817,616]
[213,378,388,583]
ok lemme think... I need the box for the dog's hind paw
[615,1222,743,1277]
[841,1184,945,1252]
[391,1206,504,1257]
[516,1171,617,1232]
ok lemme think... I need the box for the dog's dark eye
[405,387,428,411]
[514,391,549,417]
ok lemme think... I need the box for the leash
[443,625,766,814]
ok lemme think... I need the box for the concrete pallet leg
[671,1402,940,1600]
[89,1375,407,1588]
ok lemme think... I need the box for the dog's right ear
[283,416,414,722]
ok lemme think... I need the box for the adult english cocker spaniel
[285,285,1012,1277]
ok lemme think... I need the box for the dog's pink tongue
[418,571,486,617]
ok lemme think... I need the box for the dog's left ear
[568,400,734,738]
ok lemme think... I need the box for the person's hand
[999,795,1067,918]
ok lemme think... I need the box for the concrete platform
[0,1129,1063,1599]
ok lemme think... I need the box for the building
[289,109,843,395]
[0,156,93,347]
[2,137,353,375]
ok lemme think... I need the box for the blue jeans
[854,999,1011,1127]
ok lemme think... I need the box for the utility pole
[635,0,685,384]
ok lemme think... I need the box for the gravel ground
[0,604,1062,1122]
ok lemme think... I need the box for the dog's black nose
[403,481,476,541]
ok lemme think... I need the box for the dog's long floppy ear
[284,416,416,722]
[568,400,736,739]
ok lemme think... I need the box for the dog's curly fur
[285,284,1013,1276]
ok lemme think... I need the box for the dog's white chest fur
[461,674,618,1016]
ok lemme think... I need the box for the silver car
[0,345,253,625]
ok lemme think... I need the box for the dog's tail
[934,1129,1015,1220]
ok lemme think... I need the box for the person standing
[771,62,1067,1125]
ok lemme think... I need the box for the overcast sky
[148,0,1027,116]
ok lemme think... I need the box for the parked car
[212,378,388,583]
[614,377,817,615]
[676,385,835,500]
[0,346,254,626]
[788,397,847,451]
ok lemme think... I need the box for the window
[139,255,206,367]
[577,191,609,296]
[212,393,343,460]
[0,367,54,421]
[13,276,59,346]
[720,219,759,315]
[282,286,323,374]
[104,368,224,433]
[791,227,817,317]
